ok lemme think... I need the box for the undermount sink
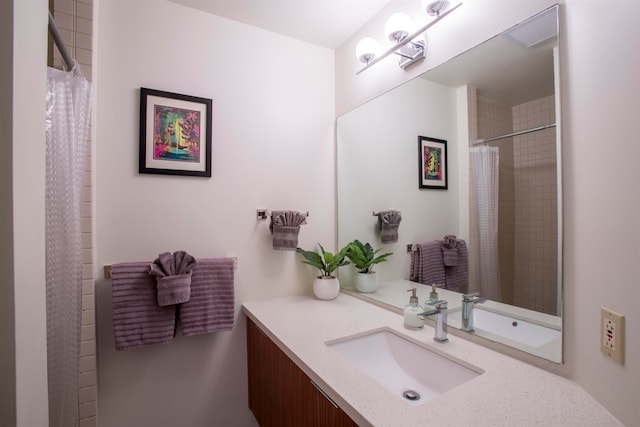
[448,307,561,348]
[326,328,481,405]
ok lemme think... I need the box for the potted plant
[296,244,350,300]
[346,240,393,293]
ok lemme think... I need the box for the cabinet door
[246,318,357,427]
[310,380,359,427]
[247,317,312,426]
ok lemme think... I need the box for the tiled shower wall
[473,94,557,315]
[476,96,515,305]
[51,0,96,425]
[512,95,558,315]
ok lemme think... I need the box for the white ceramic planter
[354,272,378,293]
[313,276,340,300]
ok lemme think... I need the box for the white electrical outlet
[600,306,625,365]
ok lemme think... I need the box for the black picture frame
[418,135,448,189]
[139,87,212,177]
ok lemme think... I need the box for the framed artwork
[139,87,212,177]
[418,135,447,189]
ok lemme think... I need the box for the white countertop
[243,293,621,426]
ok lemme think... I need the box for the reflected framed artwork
[418,136,447,189]
[139,87,212,177]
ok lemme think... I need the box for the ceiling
[169,0,394,49]
[423,34,556,107]
[422,6,557,106]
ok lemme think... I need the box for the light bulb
[422,0,449,16]
[356,37,380,64]
[384,13,413,43]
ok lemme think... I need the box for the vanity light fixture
[355,0,463,74]
[422,0,449,16]
[356,37,381,64]
[384,13,413,43]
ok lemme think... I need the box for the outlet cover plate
[600,306,625,365]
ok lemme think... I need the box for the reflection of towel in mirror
[112,262,177,351]
[377,210,402,244]
[410,242,445,286]
[440,235,459,266]
[149,251,198,306]
[179,258,235,336]
[444,240,468,292]
[270,211,307,250]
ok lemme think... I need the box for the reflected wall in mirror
[337,6,562,363]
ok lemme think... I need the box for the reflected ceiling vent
[503,7,558,48]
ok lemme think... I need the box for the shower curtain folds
[469,146,502,302]
[45,66,92,427]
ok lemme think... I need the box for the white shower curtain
[469,146,502,302]
[45,66,91,427]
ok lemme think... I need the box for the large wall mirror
[337,6,562,363]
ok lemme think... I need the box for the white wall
[337,77,460,285]
[336,0,640,424]
[95,1,335,425]
[5,0,50,425]
[561,1,640,424]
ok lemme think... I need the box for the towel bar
[104,257,238,279]
[257,209,310,220]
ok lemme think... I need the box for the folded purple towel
[377,210,402,244]
[410,242,445,286]
[441,235,459,267]
[179,258,235,336]
[111,262,176,351]
[445,240,468,292]
[270,211,307,251]
[155,272,193,306]
[149,251,198,306]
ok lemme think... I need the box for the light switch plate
[600,306,625,365]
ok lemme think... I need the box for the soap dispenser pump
[404,288,424,330]
[429,284,439,302]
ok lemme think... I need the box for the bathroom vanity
[246,317,357,426]
[243,293,621,426]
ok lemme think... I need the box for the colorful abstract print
[153,105,201,163]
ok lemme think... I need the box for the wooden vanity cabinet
[246,318,357,427]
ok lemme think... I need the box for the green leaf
[297,243,351,277]
[345,240,393,273]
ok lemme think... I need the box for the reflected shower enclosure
[468,92,558,316]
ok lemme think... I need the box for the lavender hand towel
[377,210,402,244]
[410,242,445,286]
[445,239,468,292]
[179,258,235,336]
[111,262,176,351]
[270,210,307,251]
[149,251,198,306]
[441,235,459,267]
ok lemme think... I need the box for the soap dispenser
[404,288,424,330]
[429,284,439,302]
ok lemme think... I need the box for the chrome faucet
[461,292,487,332]
[418,300,449,343]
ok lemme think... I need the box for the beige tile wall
[51,0,96,425]
[477,96,515,305]
[472,94,558,315]
[467,87,479,293]
[512,95,558,315]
